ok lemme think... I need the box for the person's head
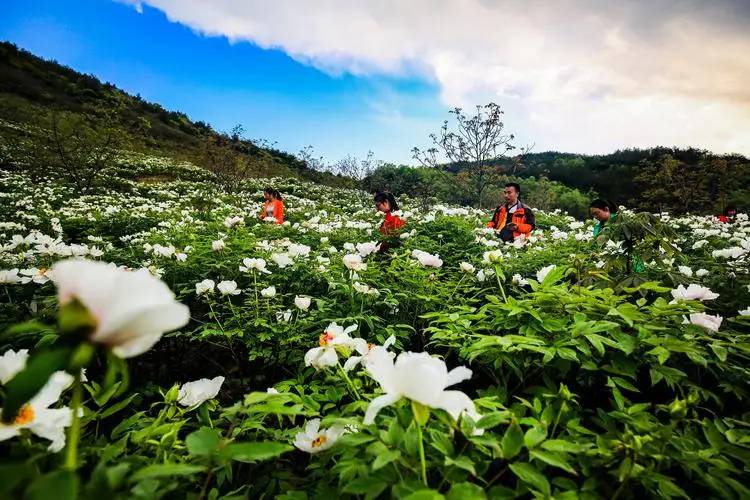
[264,188,282,201]
[503,183,521,204]
[589,198,617,222]
[374,192,399,213]
[725,205,737,217]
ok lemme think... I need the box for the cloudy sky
[2,0,749,163]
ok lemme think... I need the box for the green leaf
[501,419,524,459]
[186,427,221,456]
[342,476,389,496]
[372,449,401,471]
[476,412,511,429]
[540,439,587,454]
[1,348,71,422]
[27,470,78,500]
[131,463,205,481]
[412,401,431,426]
[403,489,445,500]
[445,455,476,475]
[530,449,577,474]
[220,441,293,462]
[523,426,547,449]
[509,462,551,496]
[446,482,487,500]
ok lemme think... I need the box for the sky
[2,0,749,164]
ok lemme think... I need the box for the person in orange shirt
[487,183,535,242]
[374,192,405,252]
[261,188,284,224]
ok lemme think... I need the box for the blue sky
[2,0,749,161]
[0,0,445,164]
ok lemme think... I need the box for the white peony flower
[695,269,710,277]
[363,351,477,425]
[223,215,244,228]
[511,274,529,286]
[687,313,723,332]
[177,376,225,407]
[459,262,475,274]
[276,309,293,323]
[293,418,346,453]
[52,259,190,358]
[344,335,396,372]
[271,253,294,268]
[304,322,357,370]
[670,284,719,302]
[294,295,312,311]
[678,266,693,277]
[239,258,271,274]
[412,249,443,268]
[536,264,556,283]
[738,307,750,316]
[217,280,241,296]
[356,241,379,257]
[212,239,226,252]
[261,285,277,298]
[195,279,216,295]
[0,269,22,284]
[343,253,367,271]
[0,355,74,452]
[477,269,486,282]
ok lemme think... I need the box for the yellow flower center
[312,435,327,448]
[14,404,35,425]
[367,343,375,351]
[319,331,334,346]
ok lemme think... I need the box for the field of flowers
[1,154,749,499]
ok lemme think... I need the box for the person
[374,192,405,251]
[261,188,284,224]
[589,198,619,237]
[717,205,737,223]
[487,183,535,242]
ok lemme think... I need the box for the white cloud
[123,0,750,155]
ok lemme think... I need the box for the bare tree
[412,102,524,207]
[296,145,328,172]
[333,150,380,180]
[47,110,123,192]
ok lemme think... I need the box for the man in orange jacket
[487,183,535,242]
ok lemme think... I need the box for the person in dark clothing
[487,183,535,242]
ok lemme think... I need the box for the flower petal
[364,393,401,425]
[445,366,472,388]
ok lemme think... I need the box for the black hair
[589,198,618,213]
[264,187,282,201]
[374,192,399,212]
[505,182,521,194]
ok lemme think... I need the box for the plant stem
[207,297,225,333]
[337,363,360,400]
[64,370,83,471]
[415,418,428,487]
[253,272,259,319]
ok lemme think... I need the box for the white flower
[52,259,190,358]
[412,249,443,268]
[0,349,29,384]
[304,322,358,370]
[223,215,244,228]
[738,307,750,316]
[356,241,379,257]
[293,418,346,453]
[261,285,277,298]
[177,376,225,407]
[678,266,693,278]
[343,253,367,271]
[20,267,54,285]
[511,274,529,286]
[212,239,226,252]
[288,244,311,258]
[217,280,241,296]
[240,258,271,274]
[670,284,719,302]
[196,279,215,295]
[536,264,556,283]
[0,269,22,284]
[294,295,312,311]
[459,262,475,274]
[175,253,187,262]
[687,313,723,332]
[477,270,486,282]
[363,351,476,425]
[344,335,396,372]
[276,309,292,323]
[267,387,280,394]
[0,360,74,452]
[696,269,710,277]
[482,250,504,264]
[271,253,294,268]
[343,243,356,252]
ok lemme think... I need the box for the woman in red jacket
[261,188,284,224]
[374,192,405,252]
